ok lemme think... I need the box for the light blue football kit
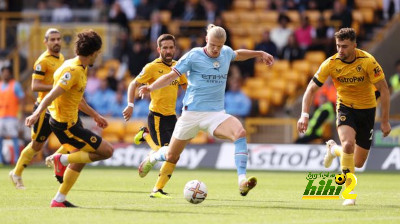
[166,46,248,176]
[173,46,236,112]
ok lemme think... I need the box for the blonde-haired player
[139,24,274,198]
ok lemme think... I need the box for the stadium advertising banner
[90,143,400,171]
[373,121,400,147]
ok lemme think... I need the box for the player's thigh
[172,112,200,140]
[31,112,52,150]
[158,115,177,146]
[147,111,161,146]
[354,107,375,150]
[337,104,357,152]
[213,115,244,141]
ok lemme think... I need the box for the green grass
[0,166,399,224]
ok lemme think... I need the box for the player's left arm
[79,98,108,128]
[234,49,274,66]
[374,79,391,137]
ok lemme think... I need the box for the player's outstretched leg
[50,163,83,208]
[234,137,257,196]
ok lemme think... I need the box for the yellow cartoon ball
[335,174,346,185]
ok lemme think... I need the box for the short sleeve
[224,46,236,61]
[313,58,331,86]
[32,60,47,80]
[173,51,193,76]
[366,57,385,84]
[135,63,152,84]
[56,70,78,91]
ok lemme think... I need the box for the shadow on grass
[203,203,366,212]
[74,189,149,194]
[80,207,234,215]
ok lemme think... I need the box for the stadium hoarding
[90,143,400,171]
[373,121,400,147]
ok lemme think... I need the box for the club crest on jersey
[61,72,71,85]
[356,65,362,72]
[35,64,42,71]
[213,61,220,70]
[336,68,342,73]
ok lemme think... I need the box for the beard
[52,45,61,53]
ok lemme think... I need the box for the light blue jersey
[173,46,236,112]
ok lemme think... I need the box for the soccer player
[9,28,66,189]
[25,30,114,207]
[297,28,391,206]
[138,24,274,198]
[122,34,187,158]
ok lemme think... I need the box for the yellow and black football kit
[32,51,64,142]
[313,48,385,149]
[48,57,101,152]
[135,58,188,146]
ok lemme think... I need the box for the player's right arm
[297,58,330,133]
[25,85,65,127]
[123,79,141,121]
[297,81,320,133]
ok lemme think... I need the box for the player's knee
[341,140,355,153]
[234,127,246,140]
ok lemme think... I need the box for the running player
[297,28,391,206]
[25,30,114,207]
[9,28,65,189]
[122,34,187,160]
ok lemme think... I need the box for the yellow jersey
[32,51,65,103]
[135,58,187,116]
[314,48,385,109]
[48,57,87,124]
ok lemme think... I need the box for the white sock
[54,192,66,202]
[238,174,247,185]
[60,155,69,166]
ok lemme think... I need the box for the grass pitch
[0,166,399,224]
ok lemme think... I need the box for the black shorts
[49,116,102,151]
[148,111,177,147]
[32,103,52,143]
[337,103,376,149]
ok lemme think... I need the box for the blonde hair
[206,24,226,42]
